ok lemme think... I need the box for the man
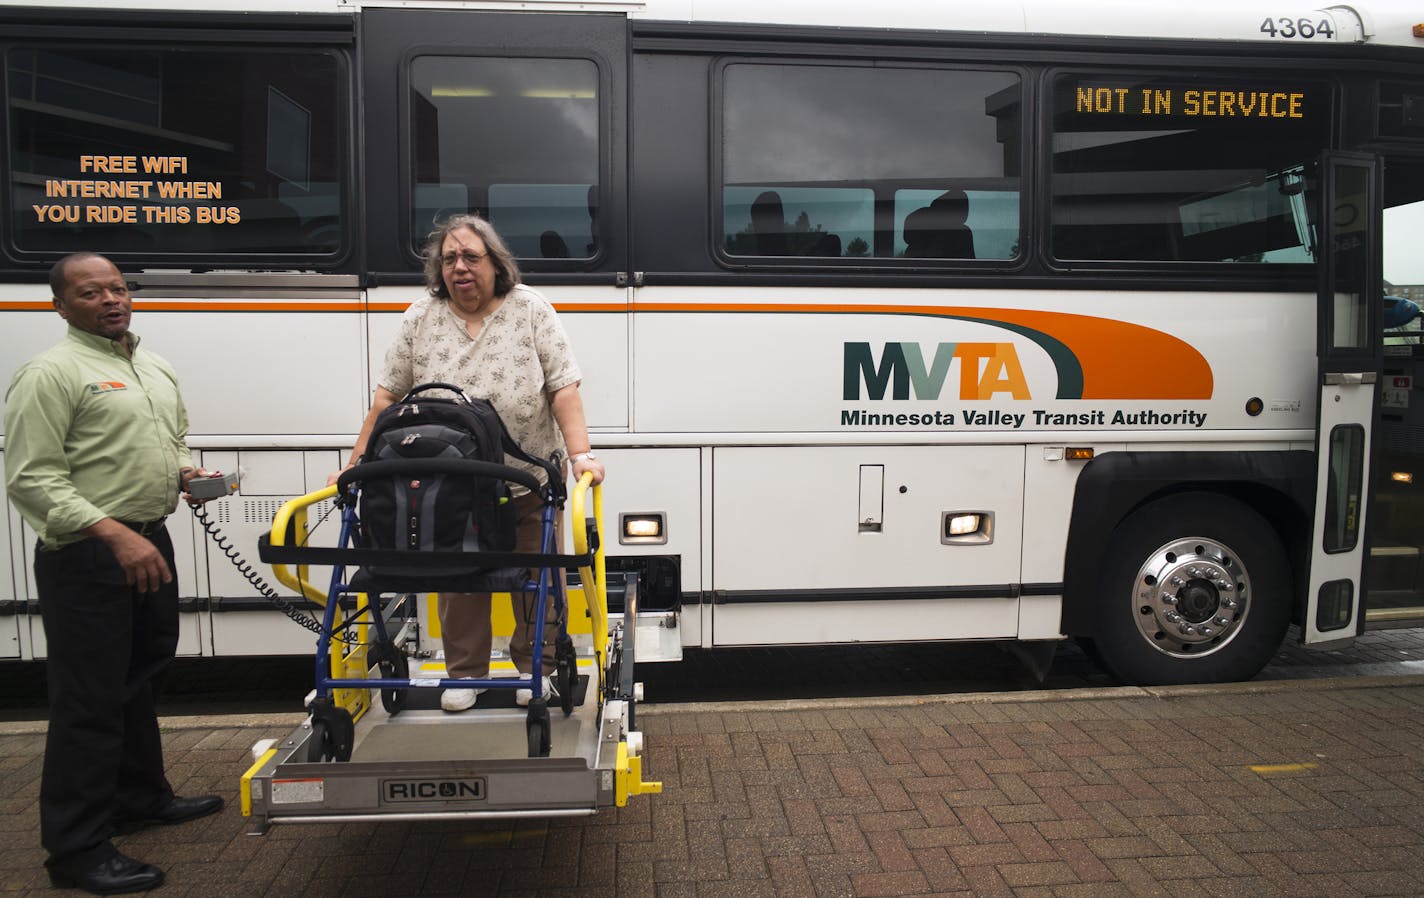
[4,253,224,895]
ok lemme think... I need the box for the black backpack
[349,382,561,587]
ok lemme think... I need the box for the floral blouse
[378,284,582,488]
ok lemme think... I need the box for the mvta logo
[844,342,1031,400]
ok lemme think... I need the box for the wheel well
[1060,449,1314,637]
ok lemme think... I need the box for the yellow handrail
[569,473,607,696]
[267,484,339,605]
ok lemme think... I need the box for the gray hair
[421,214,521,300]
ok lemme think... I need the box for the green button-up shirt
[4,326,192,548]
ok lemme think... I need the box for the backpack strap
[405,382,471,401]
[497,420,566,504]
[399,382,566,504]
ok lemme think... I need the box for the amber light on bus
[1392,471,1414,484]
[1065,447,1095,461]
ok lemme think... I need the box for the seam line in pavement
[4,673,1424,734]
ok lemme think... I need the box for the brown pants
[438,490,561,679]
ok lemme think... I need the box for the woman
[335,214,605,711]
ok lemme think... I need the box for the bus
[2,0,1422,686]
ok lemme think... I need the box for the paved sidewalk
[3,677,1424,897]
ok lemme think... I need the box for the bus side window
[407,56,599,263]
[720,62,1021,263]
[5,44,348,262]
[1049,73,1328,265]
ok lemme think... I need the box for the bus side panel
[136,304,368,438]
[200,449,341,657]
[549,287,630,430]
[630,288,1318,436]
[1019,441,1127,638]
[711,596,1022,647]
[710,444,1025,644]
[595,447,702,644]
[0,306,69,435]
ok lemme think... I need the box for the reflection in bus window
[721,63,1021,261]
[6,46,346,258]
[409,56,598,260]
[1050,75,1329,263]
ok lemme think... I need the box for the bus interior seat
[540,230,571,258]
[751,190,792,255]
[813,232,841,257]
[904,189,975,259]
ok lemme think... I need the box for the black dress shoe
[117,794,224,828]
[48,850,164,894]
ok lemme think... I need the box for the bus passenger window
[1049,74,1329,264]
[5,45,347,261]
[408,56,598,262]
[720,63,1021,262]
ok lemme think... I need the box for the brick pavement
[3,677,1424,897]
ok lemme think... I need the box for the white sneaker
[440,684,486,712]
[515,676,558,707]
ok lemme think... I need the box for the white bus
[2,0,1422,685]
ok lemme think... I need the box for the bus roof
[0,0,1420,48]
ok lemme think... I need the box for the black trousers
[34,527,179,868]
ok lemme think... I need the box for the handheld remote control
[187,472,239,499]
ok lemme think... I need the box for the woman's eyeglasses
[441,250,487,268]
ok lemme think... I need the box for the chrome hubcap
[1132,537,1250,658]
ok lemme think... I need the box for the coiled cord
[191,502,348,642]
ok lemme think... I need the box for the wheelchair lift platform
[243,476,661,830]
[242,667,647,827]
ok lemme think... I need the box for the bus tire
[1090,492,1290,686]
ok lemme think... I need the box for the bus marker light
[942,511,994,545]
[620,513,666,545]
[1392,471,1414,484]
[1065,447,1094,461]
[948,514,979,536]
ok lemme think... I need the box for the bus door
[1367,156,1424,625]
[1303,152,1382,645]
[360,7,632,433]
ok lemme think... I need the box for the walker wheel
[379,652,409,715]
[306,719,332,763]
[526,702,551,758]
[308,700,354,762]
[555,636,576,716]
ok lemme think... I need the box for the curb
[5,674,1424,735]
[636,673,1424,715]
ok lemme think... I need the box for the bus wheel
[1092,493,1290,686]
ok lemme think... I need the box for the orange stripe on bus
[634,302,1213,400]
[1,296,1210,399]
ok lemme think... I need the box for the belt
[118,517,167,537]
